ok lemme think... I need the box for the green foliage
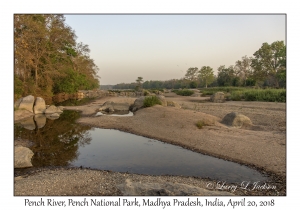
[185,67,199,81]
[199,66,215,88]
[172,89,194,96]
[55,97,95,106]
[189,81,198,88]
[53,69,99,94]
[143,96,162,107]
[200,87,245,96]
[251,41,286,87]
[14,76,24,100]
[196,120,206,129]
[200,87,286,102]
[14,14,100,102]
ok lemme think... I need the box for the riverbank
[14,95,286,196]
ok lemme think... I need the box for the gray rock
[156,95,167,106]
[210,92,225,103]
[117,179,233,196]
[45,113,60,120]
[113,103,130,111]
[20,116,36,130]
[18,95,35,112]
[14,98,23,109]
[14,146,34,168]
[33,97,46,114]
[99,101,130,113]
[221,112,252,128]
[45,105,63,114]
[131,96,167,112]
[131,96,145,112]
[34,114,46,128]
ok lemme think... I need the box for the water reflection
[14,110,92,167]
[14,111,268,183]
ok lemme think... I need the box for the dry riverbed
[14,94,286,196]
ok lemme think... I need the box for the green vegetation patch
[200,87,286,102]
[172,89,194,96]
[55,98,96,106]
[196,120,206,129]
[143,96,162,107]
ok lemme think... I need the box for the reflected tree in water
[14,110,92,167]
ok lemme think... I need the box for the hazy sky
[64,15,285,85]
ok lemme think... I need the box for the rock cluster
[15,95,63,116]
[98,101,130,113]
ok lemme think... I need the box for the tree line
[14,14,100,102]
[113,40,286,90]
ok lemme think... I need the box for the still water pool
[14,110,268,183]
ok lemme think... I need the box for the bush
[196,120,206,129]
[172,89,194,96]
[200,87,286,102]
[143,96,162,107]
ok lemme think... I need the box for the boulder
[99,101,114,113]
[116,179,233,196]
[131,95,168,112]
[14,98,23,109]
[210,92,225,103]
[45,105,63,114]
[98,101,131,113]
[14,109,34,122]
[156,95,167,106]
[131,96,145,112]
[113,103,130,111]
[45,113,60,120]
[221,112,252,128]
[14,146,34,168]
[34,114,46,128]
[33,97,46,114]
[18,95,35,112]
[167,100,181,108]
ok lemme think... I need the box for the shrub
[200,87,286,102]
[196,120,206,129]
[172,89,194,96]
[143,96,162,107]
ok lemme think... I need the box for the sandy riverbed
[14,94,286,196]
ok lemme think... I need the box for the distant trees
[113,40,285,90]
[234,56,253,86]
[251,41,286,87]
[198,66,214,88]
[14,14,100,101]
[135,77,144,91]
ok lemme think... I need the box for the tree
[235,55,253,86]
[184,67,199,81]
[135,77,144,90]
[217,65,235,86]
[14,14,100,101]
[251,41,286,87]
[198,66,214,88]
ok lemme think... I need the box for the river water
[14,110,268,183]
